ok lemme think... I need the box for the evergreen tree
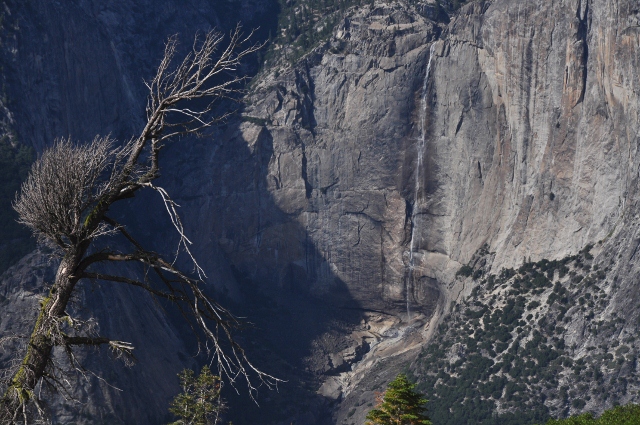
[168,366,226,425]
[365,374,432,425]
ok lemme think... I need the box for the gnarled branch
[2,26,276,425]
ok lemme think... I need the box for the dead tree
[0,26,276,424]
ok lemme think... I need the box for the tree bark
[2,253,81,414]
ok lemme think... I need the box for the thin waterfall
[407,43,435,321]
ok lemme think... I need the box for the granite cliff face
[1,0,640,423]
[207,0,640,421]
[229,0,640,322]
[212,1,444,313]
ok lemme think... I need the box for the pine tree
[365,374,432,425]
[168,366,226,425]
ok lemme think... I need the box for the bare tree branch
[1,26,276,424]
[81,272,185,302]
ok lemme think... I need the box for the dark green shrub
[456,265,473,277]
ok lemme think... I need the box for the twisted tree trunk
[2,253,82,419]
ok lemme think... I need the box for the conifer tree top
[365,373,432,425]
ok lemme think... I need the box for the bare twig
[1,26,276,424]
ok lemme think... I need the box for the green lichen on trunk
[2,289,55,406]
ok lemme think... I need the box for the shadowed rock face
[223,0,640,319]
[0,1,285,424]
[215,0,640,421]
[212,2,445,316]
[2,0,640,423]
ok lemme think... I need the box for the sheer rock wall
[2,0,640,423]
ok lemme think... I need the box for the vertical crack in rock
[407,43,436,321]
[301,145,312,199]
[575,0,590,105]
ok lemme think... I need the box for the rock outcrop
[2,0,640,423]
[209,0,445,314]
[212,0,640,421]
[226,0,640,319]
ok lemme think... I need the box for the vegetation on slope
[544,403,640,425]
[262,0,371,67]
[412,244,639,425]
[360,374,640,425]
[261,0,468,69]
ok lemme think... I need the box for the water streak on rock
[407,43,435,321]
